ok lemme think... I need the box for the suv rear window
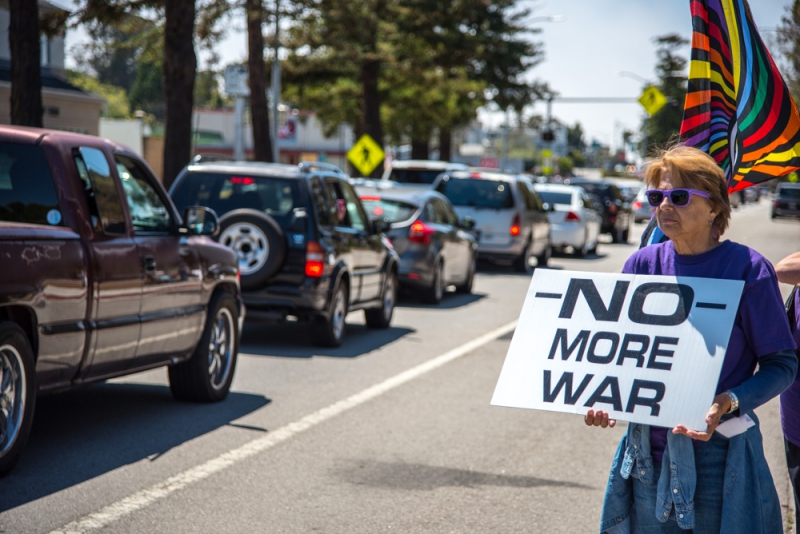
[778,186,800,199]
[0,142,60,226]
[360,197,417,222]
[389,168,443,185]
[538,191,573,206]
[171,172,303,228]
[437,179,514,209]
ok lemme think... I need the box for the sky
[56,0,791,152]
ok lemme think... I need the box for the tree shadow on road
[332,460,592,491]
[0,384,268,513]
[240,321,415,359]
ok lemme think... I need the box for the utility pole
[271,0,281,163]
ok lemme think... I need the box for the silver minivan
[434,170,552,272]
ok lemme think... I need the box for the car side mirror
[460,216,476,230]
[542,202,555,212]
[182,206,219,236]
[372,217,392,234]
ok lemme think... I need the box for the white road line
[50,319,518,534]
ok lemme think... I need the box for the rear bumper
[242,277,332,320]
[476,236,527,259]
[550,224,584,248]
[773,207,800,218]
[396,250,436,288]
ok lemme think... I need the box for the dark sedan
[357,187,478,304]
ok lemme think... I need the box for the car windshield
[171,172,302,229]
[437,179,514,209]
[537,191,572,206]
[389,168,443,184]
[360,197,417,222]
[778,187,800,199]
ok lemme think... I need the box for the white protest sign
[491,269,744,430]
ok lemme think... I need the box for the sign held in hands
[491,270,744,430]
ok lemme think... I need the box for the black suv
[567,178,633,243]
[170,160,399,347]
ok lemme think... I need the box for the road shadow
[0,384,268,512]
[332,460,592,491]
[476,261,563,276]
[550,249,607,261]
[397,291,486,309]
[240,320,415,359]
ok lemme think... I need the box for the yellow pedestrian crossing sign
[639,86,668,116]
[347,134,385,176]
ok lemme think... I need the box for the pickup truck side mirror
[183,206,219,236]
[371,217,392,234]
[460,216,476,230]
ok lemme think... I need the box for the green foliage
[567,122,585,152]
[129,58,164,119]
[557,156,573,175]
[194,69,230,108]
[568,149,586,168]
[66,69,131,118]
[643,34,688,156]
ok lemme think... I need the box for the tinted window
[116,155,171,234]
[437,199,459,225]
[326,180,367,231]
[437,179,514,209]
[538,192,573,206]
[778,186,800,199]
[0,142,60,226]
[389,169,443,184]
[360,197,417,222]
[310,177,332,228]
[171,172,302,230]
[516,182,536,210]
[75,147,127,234]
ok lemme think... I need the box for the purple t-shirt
[780,290,800,447]
[623,240,796,463]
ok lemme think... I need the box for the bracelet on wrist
[724,390,739,414]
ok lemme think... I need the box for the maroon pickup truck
[0,126,243,475]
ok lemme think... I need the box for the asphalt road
[2,198,800,533]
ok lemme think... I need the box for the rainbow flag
[680,0,800,192]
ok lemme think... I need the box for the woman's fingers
[584,410,616,428]
[673,425,712,441]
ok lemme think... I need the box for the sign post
[347,134,385,177]
[224,65,250,161]
[492,269,744,430]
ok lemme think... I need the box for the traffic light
[541,130,554,142]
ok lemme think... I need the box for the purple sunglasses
[645,188,711,207]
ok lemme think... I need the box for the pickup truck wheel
[169,293,239,402]
[312,281,348,347]
[0,322,35,476]
[218,210,286,291]
[365,270,396,328]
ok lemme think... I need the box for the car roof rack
[298,161,347,176]
[191,154,237,164]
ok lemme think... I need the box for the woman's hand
[584,409,616,428]
[672,393,732,441]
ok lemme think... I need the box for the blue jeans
[632,434,729,533]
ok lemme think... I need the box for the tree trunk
[247,0,272,162]
[361,58,383,177]
[162,0,197,188]
[411,139,429,160]
[438,129,452,161]
[9,0,42,127]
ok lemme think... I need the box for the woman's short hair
[644,145,731,236]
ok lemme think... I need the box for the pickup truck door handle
[143,255,157,273]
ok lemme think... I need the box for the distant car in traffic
[566,178,633,243]
[357,187,478,303]
[170,161,400,347]
[434,170,552,272]
[772,182,800,219]
[380,160,469,187]
[632,187,654,223]
[533,183,601,256]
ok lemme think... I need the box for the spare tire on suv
[218,209,286,290]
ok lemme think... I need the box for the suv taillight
[409,220,435,244]
[510,214,521,236]
[632,200,642,210]
[565,211,581,222]
[305,241,325,277]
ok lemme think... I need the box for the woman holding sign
[586,145,798,533]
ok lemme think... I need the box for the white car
[381,160,469,186]
[533,183,602,257]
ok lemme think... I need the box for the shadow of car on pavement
[0,384,268,513]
